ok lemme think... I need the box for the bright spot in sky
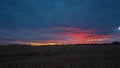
[118,27,120,30]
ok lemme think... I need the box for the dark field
[0,45,120,68]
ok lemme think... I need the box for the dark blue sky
[0,0,120,44]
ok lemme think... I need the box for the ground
[0,45,120,68]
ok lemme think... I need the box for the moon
[118,27,120,30]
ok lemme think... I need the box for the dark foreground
[0,45,120,68]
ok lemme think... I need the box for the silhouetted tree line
[0,41,120,46]
[111,42,120,45]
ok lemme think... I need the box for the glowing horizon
[1,27,119,46]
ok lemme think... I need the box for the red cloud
[29,27,119,45]
[1,27,119,45]
[54,27,118,44]
[63,33,118,44]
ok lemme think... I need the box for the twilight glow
[0,27,120,45]
[0,0,120,45]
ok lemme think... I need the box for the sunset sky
[0,0,120,45]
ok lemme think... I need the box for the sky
[0,0,120,45]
